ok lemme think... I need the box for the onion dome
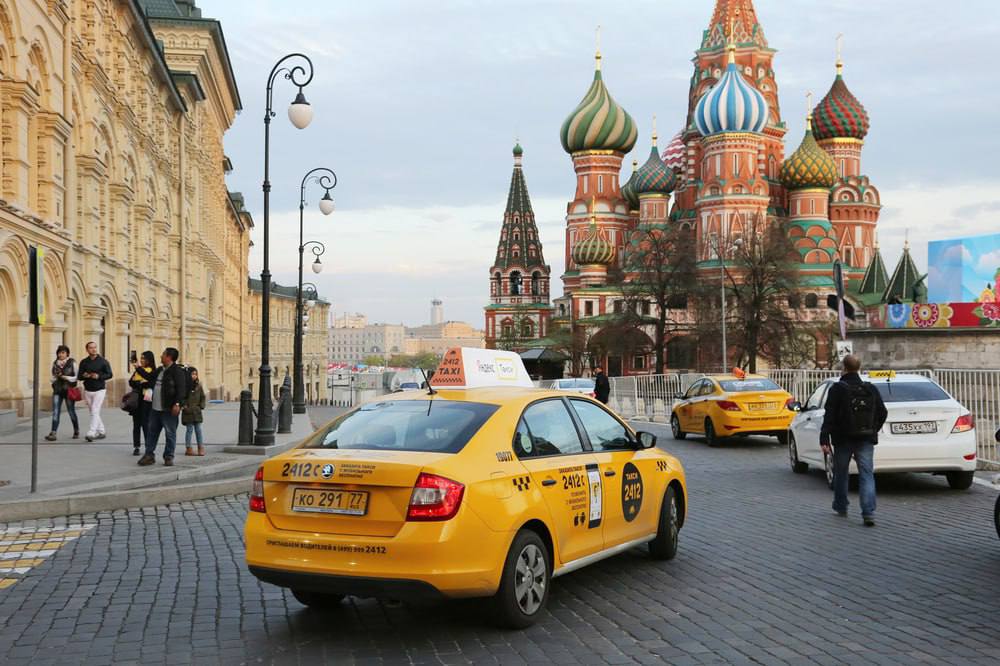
[572,201,616,266]
[560,51,638,154]
[780,117,838,190]
[812,62,870,141]
[694,43,769,136]
[512,142,523,157]
[661,131,686,172]
[633,130,677,196]
[621,160,639,210]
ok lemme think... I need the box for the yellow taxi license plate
[747,402,778,411]
[291,488,369,516]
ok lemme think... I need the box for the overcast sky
[199,0,1000,327]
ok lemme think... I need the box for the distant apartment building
[329,320,406,364]
[403,321,485,356]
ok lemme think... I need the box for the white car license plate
[890,421,937,435]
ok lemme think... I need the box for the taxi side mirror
[787,401,802,412]
[636,431,657,449]
[674,393,686,401]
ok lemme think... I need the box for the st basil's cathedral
[486,0,920,374]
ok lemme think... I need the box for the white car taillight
[952,413,975,433]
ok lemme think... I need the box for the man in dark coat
[594,367,611,405]
[138,347,188,467]
[820,355,888,526]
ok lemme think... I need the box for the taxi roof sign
[430,347,534,389]
[867,370,897,379]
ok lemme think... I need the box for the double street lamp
[711,235,743,372]
[256,53,315,447]
[293,167,337,414]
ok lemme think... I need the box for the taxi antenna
[419,366,436,396]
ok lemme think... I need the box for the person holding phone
[128,351,156,456]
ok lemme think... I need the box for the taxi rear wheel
[704,419,721,447]
[291,589,346,610]
[649,485,679,561]
[493,530,550,629]
[670,414,686,440]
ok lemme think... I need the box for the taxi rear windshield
[304,400,499,454]
[557,379,595,389]
[718,379,782,392]
[874,382,950,403]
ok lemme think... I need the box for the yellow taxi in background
[246,348,688,628]
[670,374,794,447]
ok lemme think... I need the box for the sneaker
[72,432,80,440]
[163,457,174,467]
[835,511,847,518]
[133,447,140,456]
[863,516,875,527]
[96,433,106,440]
[137,453,155,466]
[44,433,57,441]
[85,434,94,442]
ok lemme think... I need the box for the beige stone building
[247,279,330,405]
[0,0,249,413]
[403,321,484,355]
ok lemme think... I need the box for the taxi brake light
[952,414,975,433]
[407,473,464,521]
[717,400,742,412]
[249,467,266,513]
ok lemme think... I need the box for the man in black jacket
[138,347,188,467]
[78,341,113,441]
[820,355,888,526]
[594,367,611,405]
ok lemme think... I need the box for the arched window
[521,321,534,338]
[531,271,541,296]
[804,293,819,308]
[509,271,522,296]
[501,318,514,338]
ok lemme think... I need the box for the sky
[198,0,1000,327]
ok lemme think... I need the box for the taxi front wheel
[649,486,679,561]
[493,529,550,629]
[291,589,346,610]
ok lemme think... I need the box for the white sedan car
[787,374,977,490]
[548,378,597,397]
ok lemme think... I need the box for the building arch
[0,0,23,76]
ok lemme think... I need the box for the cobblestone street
[2,424,999,665]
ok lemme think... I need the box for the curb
[0,476,252,523]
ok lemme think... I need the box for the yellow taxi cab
[245,348,687,628]
[670,371,794,447]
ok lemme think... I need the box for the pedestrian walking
[128,351,156,456]
[820,354,888,526]
[594,366,611,405]
[138,347,188,467]
[45,345,80,440]
[77,341,113,442]
[182,367,206,457]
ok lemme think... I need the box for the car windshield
[718,379,782,392]
[874,382,950,403]
[305,400,499,453]
[399,382,420,389]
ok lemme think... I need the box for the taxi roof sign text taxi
[431,347,534,389]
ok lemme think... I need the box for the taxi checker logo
[321,464,335,479]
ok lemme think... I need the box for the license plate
[890,421,937,435]
[291,487,369,515]
[747,402,778,412]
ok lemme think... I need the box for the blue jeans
[832,440,876,517]
[50,392,79,434]
[185,423,203,446]
[146,409,179,459]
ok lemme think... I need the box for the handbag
[66,386,82,402]
[121,390,140,414]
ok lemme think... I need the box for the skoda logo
[321,464,335,479]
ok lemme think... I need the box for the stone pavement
[1,424,999,664]
[0,404,330,502]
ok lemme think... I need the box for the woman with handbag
[46,345,79,441]
[127,351,156,456]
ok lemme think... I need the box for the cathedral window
[531,272,541,296]
[584,301,594,316]
[733,154,740,176]
[840,159,846,178]
[510,271,523,295]
[598,175,604,193]
[583,177,588,194]
[804,293,819,308]
[521,321,534,338]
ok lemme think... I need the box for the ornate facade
[0,0,248,413]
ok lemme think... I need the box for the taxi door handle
[604,469,616,477]
[541,479,557,487]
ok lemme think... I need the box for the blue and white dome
[693,53,769,136]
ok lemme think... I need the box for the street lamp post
[714,236,743,372]
[294,229,326,415]
[256,53,315,447]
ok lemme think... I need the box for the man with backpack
[820,355,888,526]
[138,347,188,467]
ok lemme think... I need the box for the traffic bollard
[277,374,292,434]
[238,389,255,446]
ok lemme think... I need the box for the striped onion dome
[634,143,677,196]
[560,54,638,154]
[661,131,686,172]
[812,65,870,141]
[621,160,640,210]
[780,119,838,190]
[572,221,616,266]
[694,46,769,136]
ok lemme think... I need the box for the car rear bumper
[249,565,445,602]
[841,432,978,474]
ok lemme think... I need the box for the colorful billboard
[927,233,1000,303]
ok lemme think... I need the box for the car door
[569,399,661,548]
[795,382,830,465]
[515,399,604,565]
[690,379,717,433]
[677,380,706,431]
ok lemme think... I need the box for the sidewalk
[0,403,338,518]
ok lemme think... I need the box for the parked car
[787,373,977,490]
[548,378,597,397]
[670,374,795,447]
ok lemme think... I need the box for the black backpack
[843,381,878,438]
